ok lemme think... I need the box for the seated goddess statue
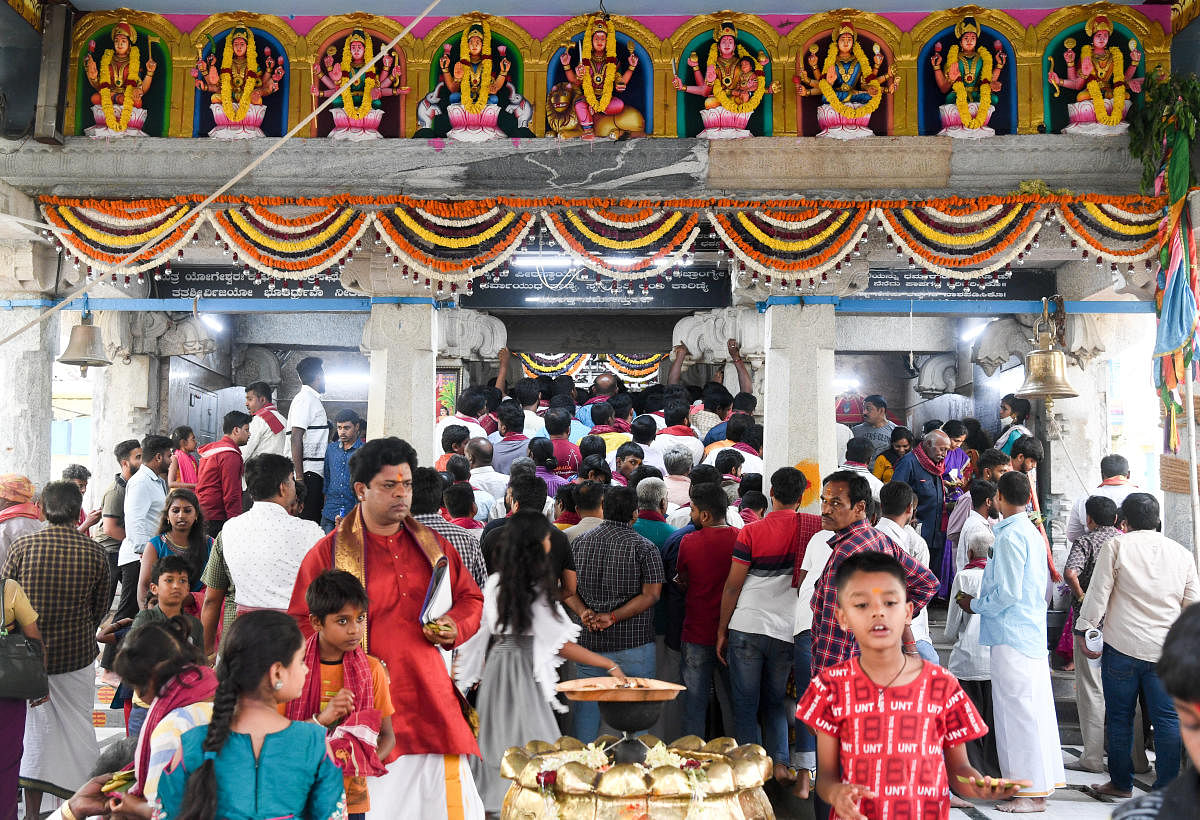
[673,20,778,139]
[1047,14,1143,135]
[930,17,1005,138]
[193,25,284,138]
[815,19,897,139]
[84,21,156,138]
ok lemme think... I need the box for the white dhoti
[366,753,484,820]
[990,644,1066,797]
[20,666,100,793]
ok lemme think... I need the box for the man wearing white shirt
[288,357,329,523]
[956,479,998,573]
[243,381,290,461]
[1077,493,1199,798]
[838,437,883,501]
[220,453,325,616]
[655,400,704,465]
[465,437,508,500]
[945,538,1000,776]
[875,481,937,664]
[1064,454,1139,543]
[114,435,172,626]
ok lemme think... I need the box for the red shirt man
[195,412,250,533]
[288,437,485,813]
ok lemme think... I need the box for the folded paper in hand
[420,556,452,624]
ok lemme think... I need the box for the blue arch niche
[917,25,1016,136]
[548,33,654,134]
[192,27,290,138]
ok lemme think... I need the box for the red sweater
[196,436,244,522]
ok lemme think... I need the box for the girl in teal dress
[153,611,347,820]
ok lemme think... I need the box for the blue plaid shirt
[322,439,362,522]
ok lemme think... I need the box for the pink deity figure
[559,15,636,139]
[731,56,760,103]
[672,21,773,110]
[1047,14,1142,103]
[85,21,156,109]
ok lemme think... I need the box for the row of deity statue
[77,11,1149,141]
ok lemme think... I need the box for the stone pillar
[361,301,437,465]
[763,302,837,509]
[91,355,161,481]
[0,305,57,484]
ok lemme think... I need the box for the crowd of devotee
[0,347,1197,820]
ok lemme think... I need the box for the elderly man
[0,474,42,567]
[1065,454,1139,543]
[465,437,508,500]
[662,447,694,509]
[3,481,108,817]
[890,428,951,582]
[576,372,620,428]
[1078,493,1199,798]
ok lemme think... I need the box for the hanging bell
[1016,297,1077,412]
[58,313,112,377]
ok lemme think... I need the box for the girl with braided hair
[153,611,346,819]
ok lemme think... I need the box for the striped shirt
[729,510,813,642]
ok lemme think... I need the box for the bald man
[576,372,621,428]
[465,437,508,500]
[890,429,952,584]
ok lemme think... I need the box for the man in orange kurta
[288,437,485,820]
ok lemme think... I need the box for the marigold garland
[579,15,617,114]
[1082,45,1126,127]
[563,209,683,250]
[708,42,766,115]
[339,33,377,120]
[947,45,992,130]
[98,45,140,132]
[818,39,882,119]
[219,28,260,124]
[393,208,516,249]
[458,22,492,116]
[735,210,851,252]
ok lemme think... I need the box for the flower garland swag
[1082,44,1126,127]
[946,44,992,130]
[99,44,141,132]
[42,200,203,276]
[219,27,260,124]
[373,204,534,285]
[1058,201,1159,261]
[520,352,590,378]
[607,353,668,384]
[209,206,371,277]
[876,200,1042,279]
[544,208,701,280]
[580,15,617,114]
[818,39,882,119]
[708,207,869,286]
[339,31,377,121]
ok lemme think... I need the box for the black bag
[0,578,48,701]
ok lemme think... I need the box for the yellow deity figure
[813,19,897,138]
[1048,14,1143,130]
[930,16,1005,134]
[84,21,156,135]
[195,25,284,132]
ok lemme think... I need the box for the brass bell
[58,313,112,376]
[1016,297,1077,412]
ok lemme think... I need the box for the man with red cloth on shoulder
[243,381,289,460]
[196,411,250,538]
[288,436,485,820]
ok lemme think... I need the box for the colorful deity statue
[194,25,284,138]
[311,29,406,140]
[815,19,897,138]
[673,20,778,139]
[417,19,533,141]
[1048,14,1142,134]
[553,15,645,140]
[84,21,157,138]
[930,16,1006,138]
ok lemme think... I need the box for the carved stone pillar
[361,302,437,465]
[671,307,765,398]
[763,303,837,509]
[435,309,506,389]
